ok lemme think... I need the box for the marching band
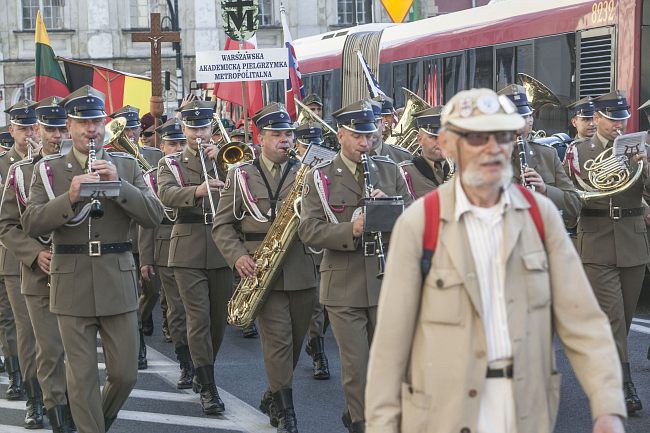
[0,69,649,433]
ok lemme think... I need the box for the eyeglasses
[446,128,515,146]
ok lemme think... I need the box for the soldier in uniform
[640,98,650,363]
[1,100,42,422]
[21,85,163,432]
[108,106,164,370]
[139,113,156,147]
[567,96,597,140]
[399,106,452,199]
[369,99,411,164]
[294,122,331,380]
[498,84,581,228]
[303,94,323,119]
[139,118,193,389]
[213,103,318,433]
[0,125,14,149]
[298,99,413,433]
[157,100,232,415]
[378,97,395,142]
[0,96,75,431]
[564,90,649,414]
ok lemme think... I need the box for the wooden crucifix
[131,12,180,146]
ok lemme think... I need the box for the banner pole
[239,40,250,144]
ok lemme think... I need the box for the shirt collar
[454,177,510,222]
[339,152,359,176]
[260,153,286,173]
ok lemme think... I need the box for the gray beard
[461,162,513,189]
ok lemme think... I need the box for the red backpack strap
[515,184,545,243]
[421,190,440,277]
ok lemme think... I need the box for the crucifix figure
[131,13,181,145]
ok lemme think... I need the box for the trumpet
[360,153,386,280]
[196,137,219,220]
[517,135,535,191]
[86,138,104,219]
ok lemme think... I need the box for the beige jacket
[365,180,625,433]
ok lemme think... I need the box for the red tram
[292,0,650,133]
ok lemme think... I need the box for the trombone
[196,137,219,220]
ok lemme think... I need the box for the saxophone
[227,151,309,328]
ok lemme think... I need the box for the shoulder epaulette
[142,145,163,153]
[107,151,136,160]
[0,151,9,158]
[165,151,182,160]
[388,144,411,154]
[571,137,591,146]
[371,155,396,164]
[529,140,554,148]
[11,158,34,168]
[398,160,414,167]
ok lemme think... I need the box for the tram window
[442,55,465,103]
[265,80,284,104]
[468,47,493,89]
[496,47,515,90]
[423,59,443,106]
[322,73,333,121]
[516,44,533,76]
[310,75,324,97]
[393,63,408,107]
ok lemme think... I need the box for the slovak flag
[281,6,305,121]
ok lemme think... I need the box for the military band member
[21,85,163,432]
[213,103,318,433]
[369,99,411,164]
[1,100,42,422]
[0,125,14,150]
[567,96,597,140]
[139,118,193,389]
[303,94,323,119]
[378,97,395,142]
[157,100,232,415]
[498,84,580,228]
[0,96,75,431]
[298,99,413,432]
[640,98,650,363]
[294,122,331,381]
[399,106,451,199]
[564,90,648,414]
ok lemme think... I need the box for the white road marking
[630,324,650,335]
[631,318,650,325]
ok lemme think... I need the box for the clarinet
[87,138,104,218]
[517,135,535,191]
[360,153,386,280]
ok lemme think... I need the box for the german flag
[35,11,69,100]
[61,58,152,116]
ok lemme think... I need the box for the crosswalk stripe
[632,318,650,325]
[0,424,48,432]
[631,324,650,334]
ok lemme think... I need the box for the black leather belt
[486,364,513,379]
[243,233,266,241]
[581,207,643,220]
[175,214,213,225]
[53,241,132,257]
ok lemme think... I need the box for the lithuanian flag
[61,58,152,117]
[35,11,69,100]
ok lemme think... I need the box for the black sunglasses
[447,128,515,146]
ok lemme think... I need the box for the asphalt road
[0,303,648,433]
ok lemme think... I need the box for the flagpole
[239,40,250,144]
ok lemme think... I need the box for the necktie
[271,163,281,181]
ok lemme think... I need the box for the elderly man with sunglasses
[365,88,625,433]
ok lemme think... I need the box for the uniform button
[342,243,348,248]
[121,199,127,204]
[436,279,443,288]
[461,428,471,433]
[328,264,332,269]
[94,234,100,238]
[468,389,477,398]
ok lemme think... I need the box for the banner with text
[196,48,289,83]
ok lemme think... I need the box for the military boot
[305,337,330,380]
[273,389,298,433]
[193,366,225,415]
[138,329,148,370]
[4,356,23,400]
[622,362,642,414]
[259,389,279,427]
[175,345,194,390]
[47,405,75,433]
[24,378,44,429]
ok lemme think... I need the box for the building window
[338,0,366,25]
[130,0,169,29]
[22,0,64,30]
[259,0,274,26]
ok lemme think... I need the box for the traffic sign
[381,0,414,23]
[221,0,259,41]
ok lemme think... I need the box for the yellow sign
[381,0,414,23]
